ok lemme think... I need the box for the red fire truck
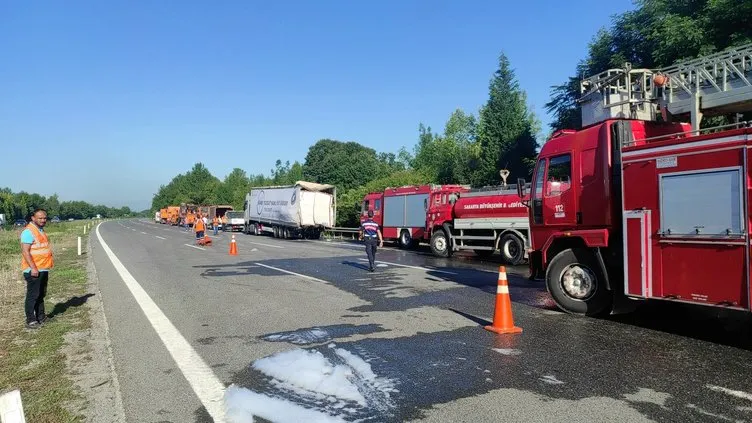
[426,177,531,264]
[361,184,469,249]
[521,43,752,316]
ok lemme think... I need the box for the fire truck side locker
[621,131,751,310]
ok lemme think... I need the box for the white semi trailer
[243,181,337,239]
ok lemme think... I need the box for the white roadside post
[78,237,82,256]
[84,225,87,235]
[0,389,27,423]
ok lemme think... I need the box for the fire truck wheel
[430,230,451,257]
[499,233,524,265]
[546,248,612,316]
[399,230,412,249]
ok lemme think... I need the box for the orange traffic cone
[229,234,238,255]
[484,266,522,334]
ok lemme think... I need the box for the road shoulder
[62,228,126,422]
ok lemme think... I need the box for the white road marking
[185,244,206,251]
[155,236,166,240]
[94,223,226,421]
[140,231,148,235]
[246,241,284,249]
[707,385,752,401]
[254,263,329,284]
[357,258,457,275]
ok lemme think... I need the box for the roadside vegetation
[0,220,94,422]
[151,0,752,228]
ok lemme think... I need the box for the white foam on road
[224,345,398,421]
[253,349,367,405]
[95,223,226,421]
[155,236,166,240]
[224,385,345,423]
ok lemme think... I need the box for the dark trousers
[24,271,49,323]
[365,238,378,269]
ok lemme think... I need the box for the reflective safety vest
[195,219,205,231]
[21,223,54,271]
[213,217,218,226]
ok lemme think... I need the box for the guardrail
[324,227,360,240]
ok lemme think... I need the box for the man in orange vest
[194,213,206,243]
[212,216,219,236]
[20,208,54,329]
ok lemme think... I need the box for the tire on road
[498,233,525,265]
[545,248,612,316]
[430,230,451,257]
[399,230,413,249]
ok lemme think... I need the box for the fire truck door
[623,210,651,298]
[542,153,576,226]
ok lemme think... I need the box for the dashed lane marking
[155,236,166,240]
[254,263,328,284]
[185,244,206,251]
[357,258,458,275]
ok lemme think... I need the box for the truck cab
[524,119,693,315]
[360,192,383,227]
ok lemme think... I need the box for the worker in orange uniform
[194,213,206,243]
[212,216,219,236]
[20,209,54,329]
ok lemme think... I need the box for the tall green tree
[302,139,386,191]
[472,52,538,186]
[546,0,752,133]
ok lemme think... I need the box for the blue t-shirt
[21,226,49,273]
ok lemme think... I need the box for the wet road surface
[92,219,752,422]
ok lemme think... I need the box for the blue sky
[1,0,636,211]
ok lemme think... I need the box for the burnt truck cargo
[244,181,336,240]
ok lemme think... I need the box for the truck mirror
[424,198,428,210]
[516,178,527,198]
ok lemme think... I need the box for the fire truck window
[362,200,369,213]
[546,154,571,197]
[375,199,381,210]
[534,159,546,200]
[442,194,447,204]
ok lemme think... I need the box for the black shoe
[26,321,40,330]
[369,266,374,272]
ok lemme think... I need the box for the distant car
[51,216,61,223]
[14,219,27,227]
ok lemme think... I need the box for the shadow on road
[48,293,95,318]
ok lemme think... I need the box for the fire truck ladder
[655,43,752,130]
[579,42,752,131]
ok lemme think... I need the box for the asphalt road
[90,219,752,423]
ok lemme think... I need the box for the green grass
[0,220,96,422]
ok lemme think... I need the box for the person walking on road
[212,216,219,236]
[20,209,54,330]
[359,210,383,272]
[194,213,206,243]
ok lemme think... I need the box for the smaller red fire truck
[425,173,530,264]
[361,184,469,249]
[522,43,752,316]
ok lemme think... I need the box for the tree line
[151,51,540,227]
[153,0,752,227]
[0,188,138,223]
